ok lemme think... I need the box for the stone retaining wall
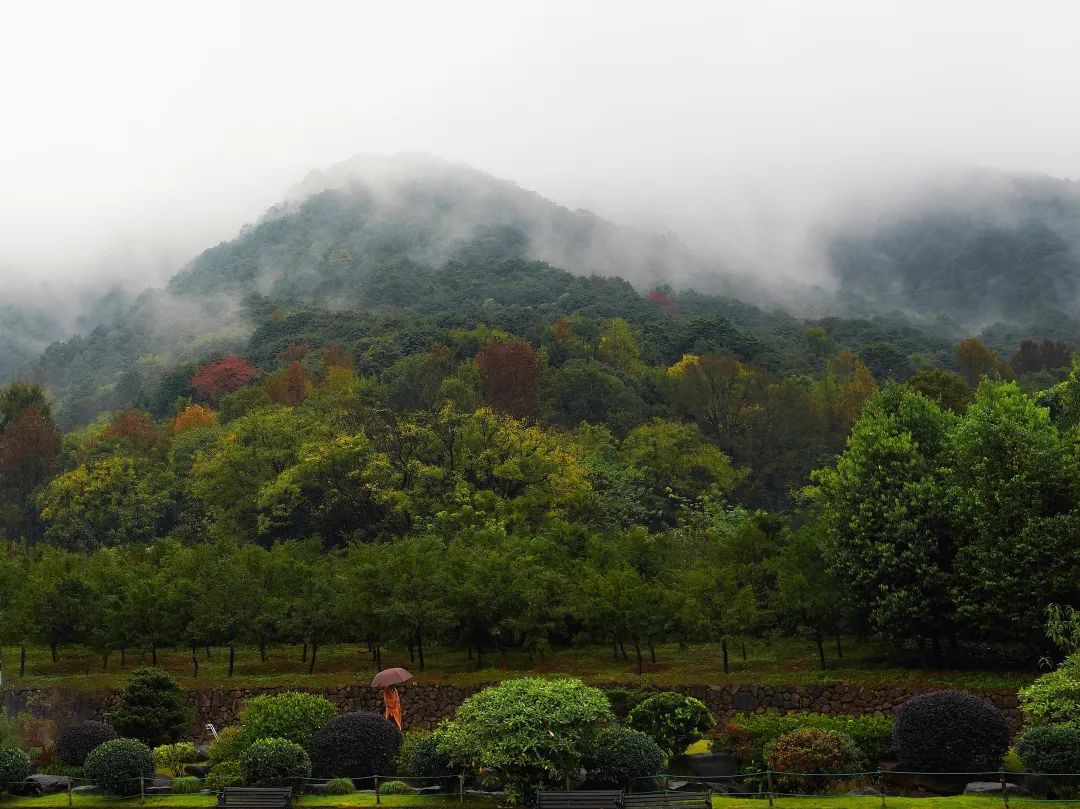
[0,681,1022,740]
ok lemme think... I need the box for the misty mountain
[826,171,1080,337]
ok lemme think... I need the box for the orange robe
[383,686,402,729]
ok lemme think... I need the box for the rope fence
[11,769,1080,805]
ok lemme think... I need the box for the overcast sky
[3,0,1080,285]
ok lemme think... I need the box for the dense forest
[3,159,1080,672]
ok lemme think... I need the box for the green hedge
[715,712,893,769]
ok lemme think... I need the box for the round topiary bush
[767,729,866,794]
[1016,725,1080,774]
[58,721,118,766]
[626,692,715,759]
[379,780,415,795]
[83,738,156,796]
[206,761,243,790]
[0,746,30,793]
[112,668,195,746]
[311,712,402,778]
[397,729,453,778]
[586,727,664,788]
[439,677,614,805]
[892,690,1009,772]
[208,726,245,765]
[239,692,336,751]
[323,778,355,795]
[239,738,311,788]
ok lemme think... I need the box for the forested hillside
[2,158,1080,675]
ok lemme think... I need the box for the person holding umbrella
[371,667,412,729]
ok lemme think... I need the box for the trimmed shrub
[0,746,30,793]
[439,677,614,805]
[323,777,355,795]
[715,713,894,769]
[397,729,452,778]
[1016,725,1080,774]
[1020,657,1080,725]
[586,727,664,788]
[170,776,203,794]
[58,721,117,767]
[380,780,415,795]
[83,738,155,796]
[209,726,245,765]
[154,742,199,778]
[892,690,1009,771]
[239,737,311,788]
[767,729,866,794]
[239,692,336,751]
[112,668,195,746]
[311,712,401,778]
[626,692,714,759]
[206,761,243,790]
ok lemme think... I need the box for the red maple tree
[190,356,259,402]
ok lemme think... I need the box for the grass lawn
[0,638,1030,692]
[0,795,1071,809]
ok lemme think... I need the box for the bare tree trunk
[151,640,157,666]
[50,642,56,662]
[741,642,747,661]
[416,630,425,672]
[649,641,656,663]
[121,643,126,665]
[835,634,843,659]
[228,644,235,677]
[259,639,266,663]
[191,643,199,677]
[101,651,109,670]
[302,642,308,663]
[815,630,826,669]
[634,639,643,674]
[308,636,318,674]
[19,645,25,676]
[721,639,729,674]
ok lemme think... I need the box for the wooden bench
[535,790,624,809]
[623,791,711,809]
[217,787,293,809]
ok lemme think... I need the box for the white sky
[3,0,1080,284]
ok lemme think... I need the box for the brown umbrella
[371,667,413,688]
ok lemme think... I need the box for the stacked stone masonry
[0,682,1022,740]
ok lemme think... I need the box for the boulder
[685,753,738,778]
[26,775,71,794]
[964,782,1024,795]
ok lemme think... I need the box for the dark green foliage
[83,738,155,796]
[379,780,415,795]
[766,729,866,793]
[605,689,653,720]
[58,721,117,766]
[716,713,893,769]
[396,730,453,779]
[112,667,195,746]
[586,727,664,787]
[0,746,30,792]
[1016,725,1080,774]
[892,691,1009,771]
[322,777,355,795]
[240,692,336,751]
[626,692,714,759]
[238,737,311,788]
[310,712,402,778]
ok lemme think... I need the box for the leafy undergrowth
[0,637,1030,693]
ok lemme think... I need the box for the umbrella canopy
[371,667,413,688]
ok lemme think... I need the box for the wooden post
[565,775,571,793]
[375,774,380,805]
[459,773,465,804]
[139,777,145,805]
[878,769,885,809]
[1000,770,1009,809]
[67,777,72,808]
[766,770,774,809]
